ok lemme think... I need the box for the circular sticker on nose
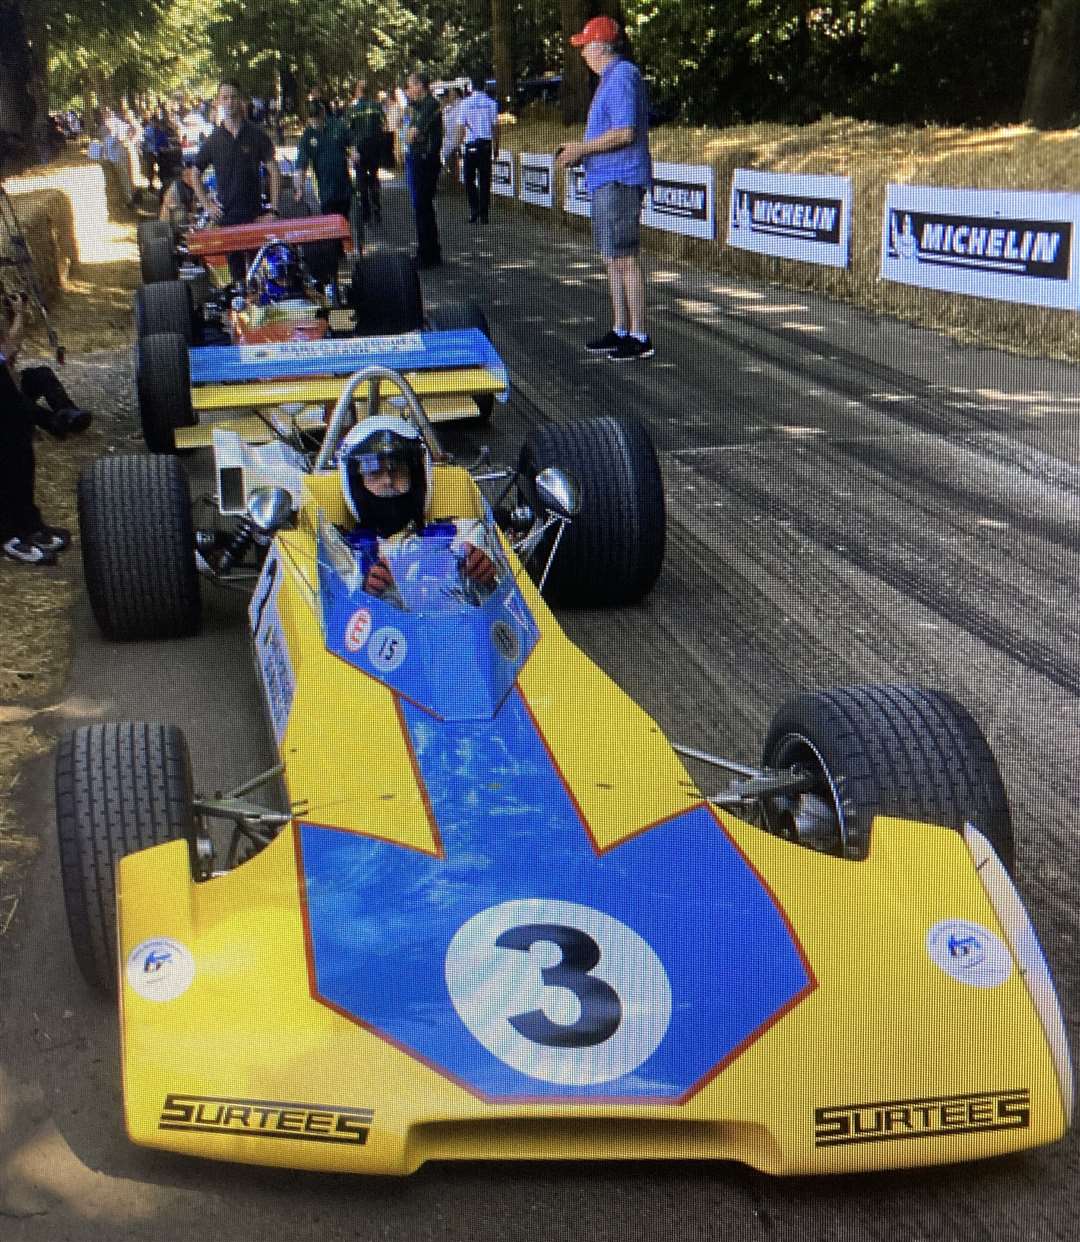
[926,920,1013,989]
[368,626,407,674]
[445,898,672,1086]
[126,937,196,1002]
[344,606,373,653]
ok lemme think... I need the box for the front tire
[56,722,198,995]
[136,331,194,453]
[760,683,1015,871]
[141,233,178,284]
[518,416,666,607]
[78,454,201,640]
[428,302,494,421]
[133,280,195,343]
[349,252,424,335]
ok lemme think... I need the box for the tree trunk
[491,0,514,112]
[0,0,37,171]
[21,0,50,160]
[559,0,592,125]
[1022,0,1080,127]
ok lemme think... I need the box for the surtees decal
[126,938,196,1002]
[814,1089,1030,1147]
[159,1094,373,1145]
[298,689,815,1102]
[926,919,1014,988]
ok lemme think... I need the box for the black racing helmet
[339,415,431,536]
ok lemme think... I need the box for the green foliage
[37,0,1056,127]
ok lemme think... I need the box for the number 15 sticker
[445,899,672,1086]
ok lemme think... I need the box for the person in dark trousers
[452,76,499,224]
[348,78,385,226]
[403,72,443,269]
[0,295,80,566]
[193,79,282,284]
[555,16,654,362]
[295,99,354,218]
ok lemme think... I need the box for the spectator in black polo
[403,72,444,269]
[193,79,282,283]
[452,75,499,225]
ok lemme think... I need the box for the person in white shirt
[439,87,464,178]
[452,75,499,224]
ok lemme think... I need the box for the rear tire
[349,252,424,335]
[56,722,198,995]
[518,416,666,607]
[78,454,201,640]
[428,301,494,421]
[760,683,1015,871]
[133,280,195,343]
[136,331,194,453]
[141,233,178,284]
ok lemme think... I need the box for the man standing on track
[403,72,444,269]
[295,99,354,219]
[348,78,385,227]
[555,17,654,362]
[193,79,282,284]
[452,75,499,225]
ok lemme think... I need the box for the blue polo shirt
[582,58,651,192]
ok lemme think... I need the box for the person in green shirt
[403,72,444,269]
[295,100,354,219]
[348,78,385,226]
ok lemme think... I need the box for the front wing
[116,810,1070,1175]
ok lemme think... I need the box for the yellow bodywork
[116,466,1071,1176]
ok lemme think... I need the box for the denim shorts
[591,181,645,259]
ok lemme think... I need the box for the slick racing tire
[760,682,1015,871]
[56,722,199,995]
[136,331,195,454]
[137,219,172,261]
[78,453,201,640]
[141,233,178,284]
[518,415,666,607]
[133,280,196,344]
[427,301,494,421]
[349,252,424,335]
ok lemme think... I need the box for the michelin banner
[880,184,1080,310]
[643,162,716,240]
[491,152,515,199]
[563,166,591,218]
[519,154,555,208]
[727,169,851,267]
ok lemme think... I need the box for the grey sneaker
[3,536,57,566]
[609,334,655,362]
[585,329,625,355]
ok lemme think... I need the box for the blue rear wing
[189,329,508,400]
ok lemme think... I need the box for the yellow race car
[57,369,1071,1176]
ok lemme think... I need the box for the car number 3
[445,899,673,1086]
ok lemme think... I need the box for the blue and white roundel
[445,899,672,1086]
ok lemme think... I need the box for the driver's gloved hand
[461,543,496,587]
[364,558,395,596]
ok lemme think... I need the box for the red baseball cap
[569,15,621,46]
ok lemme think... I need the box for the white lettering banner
[491,153,515,198]
[519,153,555,208]
[727,169,851,267]
[563,166,591,218]
[643,162,715,240]
[880,184,1080,310]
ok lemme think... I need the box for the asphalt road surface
[2,175,1079,1239]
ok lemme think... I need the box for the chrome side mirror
[534,467,581,520]
[247,486,294,535]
